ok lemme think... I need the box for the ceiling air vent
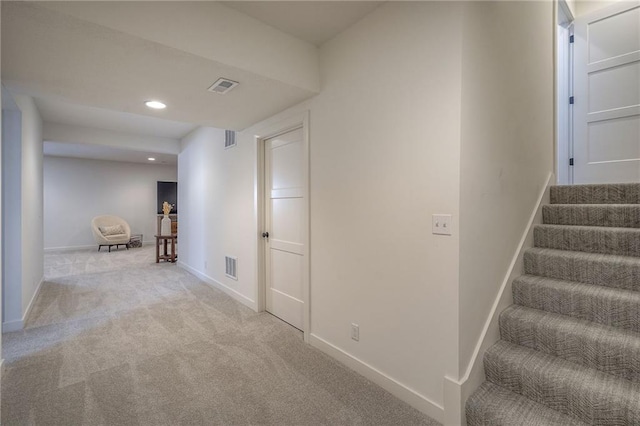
[225,130,237,149]
[208,78,239,94]
[225,256,238,280]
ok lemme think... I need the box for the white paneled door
[573,1,640,183]
[264,127,305,330]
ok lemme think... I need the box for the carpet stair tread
[500,304,640,382]
[523,247,640,290]
[551,183,640,205]
[466,381,587,426]
[468,184,640,425]
[512,274,640,332]
[534,224,640,257]
[542,204,640,228]
[484,340,640,425]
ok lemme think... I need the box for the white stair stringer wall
[444,172,553,425]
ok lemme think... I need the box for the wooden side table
[155,234,177,263]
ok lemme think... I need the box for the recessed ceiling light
[148,157,156,161]
[145,100,166,110]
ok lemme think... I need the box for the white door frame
[255,111,310,341]
[556,0,574,184]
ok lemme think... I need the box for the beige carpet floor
[2,245,440,425]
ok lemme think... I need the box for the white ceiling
[2,2,316,131]
[221,1,383,46]
[35,97,196,140]
[44,141,177,166]
[3,1,382,164]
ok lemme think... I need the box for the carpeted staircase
[466,183,640,425]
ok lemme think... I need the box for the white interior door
[264,127,305,330]
[573,1,640,183]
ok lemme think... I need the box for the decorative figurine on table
[161,201,173,236]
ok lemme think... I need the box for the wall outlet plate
[432,214,452,236]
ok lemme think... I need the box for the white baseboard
[2,319,23,333]
[177,261,257,311]
[443,375,463,426]
[45,244,96,252]
[309,333,444,424]
[45,241,154,252]
[3,276,44,333]
[23,276,44,326]
[0,358,4,408]
[445,172,554,425]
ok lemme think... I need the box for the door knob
[262,232,269,239]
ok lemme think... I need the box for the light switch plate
[432,214,452,236]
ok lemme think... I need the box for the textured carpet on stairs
[467,183,640,425]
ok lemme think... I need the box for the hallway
[2,247,438,425]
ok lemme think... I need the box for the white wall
[575,0,630,16]
[2,94,45,331]
[306,2,462,414]
[458,0,554,384]
[179,2,463,420]
[43,156,177,249]
[0,0,3,392]
[2,93,23,325]
[178,127,257,306]
[565,0,577,17]
[15,95,44,318]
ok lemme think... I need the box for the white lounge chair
[91,215,131,252]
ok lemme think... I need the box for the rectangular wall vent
[208,78,239,94]
[225,256,238,280]
[225,130,237,149]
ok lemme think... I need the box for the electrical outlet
[432,214,452,236]
[351,323,360,341]
[204,261,207,270]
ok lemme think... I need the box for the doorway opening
[561,0,640,184]
[556,0,574,185]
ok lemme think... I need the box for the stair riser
[500,308,640,383]
[484,342,640,425]
[524,250,640,291]
[542,205,640,228]
[534,225,640,257]
[512,279,640,333]
[551,184,640,204]
[466,382,585,426]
